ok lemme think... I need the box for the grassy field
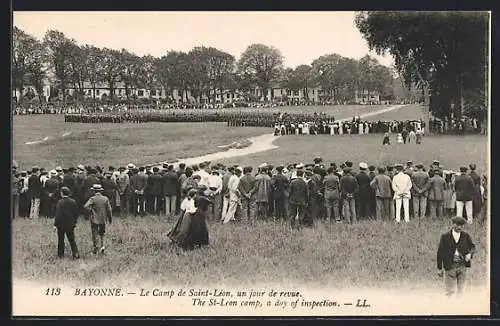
[13,104,424,170]
[12,103,489,292]
[12,216,488,290]
[220,134,488,175]
[13,118,266,169]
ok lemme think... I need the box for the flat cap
[451,216,467,226]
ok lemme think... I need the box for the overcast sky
[13,11,394,69]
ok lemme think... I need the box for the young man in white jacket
[392,164,413,223]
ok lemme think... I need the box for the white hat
[236,166,243,172]
[296,163,304,169]
[91,184,104,191]
[259,163,268,169]
[55,166,63,171]
[127,163,136,169]
[359,162,368,169]
[77,164,85,171]
[49,169,58,176]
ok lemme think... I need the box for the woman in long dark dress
[167,188,197,244]
[168,186,211,250]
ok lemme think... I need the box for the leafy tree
[13,27,47,105]
[139,55,159,100]
[119,49,142,102]
[237,44,283,102]
[43,30,76,104]
[355,11,489,119]
[67,44,88,103]
[100,48,123,104]
[82,45,105,107]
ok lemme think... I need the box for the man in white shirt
[223,167,242,224]
[392,164,413,223]
[207,168,223,221]
[197,162,211,188]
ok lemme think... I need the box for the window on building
[87,89,91,95]
[138,90,144,97]
[227,93,230,99]
[96,89,100,95]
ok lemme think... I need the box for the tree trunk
[19,81,24,107]
[92,83,97,111]
[459,73,465,119]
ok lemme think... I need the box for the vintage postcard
[11,11,490,316]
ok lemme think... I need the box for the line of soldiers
[61,110,426,138]
[12,157,486,227]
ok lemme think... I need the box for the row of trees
[355,11,489,120]
[13,27,398,106]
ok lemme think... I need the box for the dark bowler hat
[415,163,424,169]
[459,166,468,173]
[276,165,284,172]
[451,216,467,226]
[469,163,476,170]
[60,186,71,196]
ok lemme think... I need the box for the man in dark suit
[355,162,371,220]
[437,216,476,296]
[272,166,289,220]
[28,166,42,219]
[411,164,430,220]
[428,169,446,219]
[162,165,179,217]
[62,167,76,195]
[341,167,359,223]
[469,163,483,220]
[288,169,308,229]
[454,166,475,224]
[147,167,163,215]
[130,167,148,216]
[54,187,80,259]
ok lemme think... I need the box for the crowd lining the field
[12,157,487,227]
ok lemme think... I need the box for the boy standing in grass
[437,216,475,297]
